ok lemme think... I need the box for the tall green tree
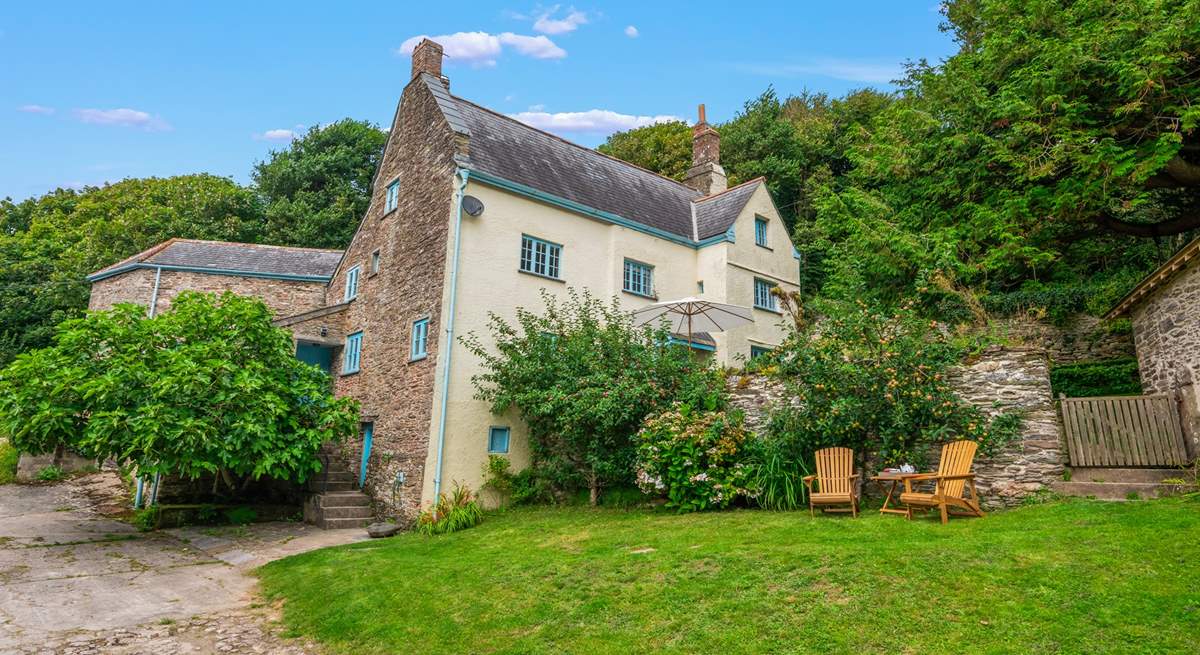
[253,119,387,249]
[0,291,359,489]
[597,121,692,181]
[0,175,265,366]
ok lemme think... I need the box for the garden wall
[728,346,1064,509]
[990,314,1133,364]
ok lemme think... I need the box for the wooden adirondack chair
[802,447,860,517]
[899,440,985,524]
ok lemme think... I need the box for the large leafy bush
[463,290,724,505]
[767,300,1021,470]
[0,291,359,491]
[1050,358,1142,398]
[635,405,756,512]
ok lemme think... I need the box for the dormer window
[385,180,400,213]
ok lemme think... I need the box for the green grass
[259,499,1200,654]
[0,438,18,484]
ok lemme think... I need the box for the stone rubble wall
[727,346,1064,509]
[1129,262,1200,395]
[989,314,1133,364]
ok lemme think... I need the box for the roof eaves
[1105,235,1200,319]
[88,238,179,278]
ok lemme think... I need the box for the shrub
[132,507,160,531]
[36,464,65,482]
[1050,358,1141,398]
[464,289,726,505]
[224,506,258,526]
[635,405,756,512]
[0,439,17,485]
[416,483,483,535]
[768,300,1022,471]
[748,436,810,511]
[0,291,360,494]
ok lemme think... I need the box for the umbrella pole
[688,313,693,348]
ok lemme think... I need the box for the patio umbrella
[632,297,754,348]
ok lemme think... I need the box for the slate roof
[426,74,762,243]
[88,239,344,281]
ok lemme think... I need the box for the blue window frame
[623,259,654,297]
[410,318,429,361]
[755,217,769,248]
[343,331,363,374]
[750,345,773,360]
[385,180,400,213]
[488,426,511,454]
[519,235,562,279]
[754,278,778,312]
[344,265,360,301]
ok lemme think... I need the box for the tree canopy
[0,291,359,487]
[253,118,388,249]
[0,175,266,366]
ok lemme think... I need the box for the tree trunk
[588,471,600,506]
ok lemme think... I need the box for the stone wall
[990,313,1134,364]
[727,346,1064,509]
[1130,262,1200,394]
[318,73,461,522]
[88,268,328,318]
[948,347,1064,507]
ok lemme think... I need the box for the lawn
[259,499,1200,654]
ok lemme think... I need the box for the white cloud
[397,31,565,67]
[498,33,566,59]
[255,129,297,142]
[624,25,639,38]
[533,6,588,35]
[73,107,171,131]
[18,104,55,115]
[736,58,903,84]
[507,109,683,134]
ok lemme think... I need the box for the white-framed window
[343,331,363,374]
[410,318,429,361]
[385,180,400,213]
[755,217,769,248]
[488,426,511,454]
[754,278,778,312]
[623,259,654,297]
[519,235,562,279]
[344,265,361,301]
[370,249,381,275]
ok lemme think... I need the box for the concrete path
[0,473,367,653]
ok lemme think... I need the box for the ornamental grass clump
[635,404,756,513]
[416,483,484,536]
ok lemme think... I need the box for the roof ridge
[169,239,344,254]
[694,177,765,203]
[90,238,180,277]
[449,94,701,197]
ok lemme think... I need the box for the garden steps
[304,455,373,529]
[1051,467,1187,500]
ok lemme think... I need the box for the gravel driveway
[0,472,366,654]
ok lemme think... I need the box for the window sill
[409,354,428,363]
[622,289,657,301]
[487,450,510,456]
[341,369,361,377]
[756,244,773,251]
[382,208,398,219]
[754,305,782,315]
[518,269,565,283]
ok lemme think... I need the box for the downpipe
[433,169,470,499]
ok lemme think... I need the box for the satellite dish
[462,195,484,217]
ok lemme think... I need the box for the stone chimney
[410,38,445,80]
[683,104,727,195]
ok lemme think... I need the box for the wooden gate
[1060,394,1189,467]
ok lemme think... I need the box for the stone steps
[1052,467,1189,501]
[304,454,373,529]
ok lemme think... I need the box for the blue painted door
[295,342,333,374]
[359,422,374,488]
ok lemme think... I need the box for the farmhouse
[86,39,802,520]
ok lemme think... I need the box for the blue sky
[0,2,956,202]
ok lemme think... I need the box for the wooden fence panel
[1060,394,1188,467]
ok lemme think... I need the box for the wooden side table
[870,472,916,517]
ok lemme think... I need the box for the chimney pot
[411,38,445,80]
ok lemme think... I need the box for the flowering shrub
[635,405,756,512]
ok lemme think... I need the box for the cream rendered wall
[421,179,800,505]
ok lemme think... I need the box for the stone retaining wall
[727,346,1064,509]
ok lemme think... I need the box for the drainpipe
[433,169,470,499]
[148,266,162,318]
[138,266,162,508]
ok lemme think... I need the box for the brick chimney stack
[411,38,445,80]
[683,104,727,195]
